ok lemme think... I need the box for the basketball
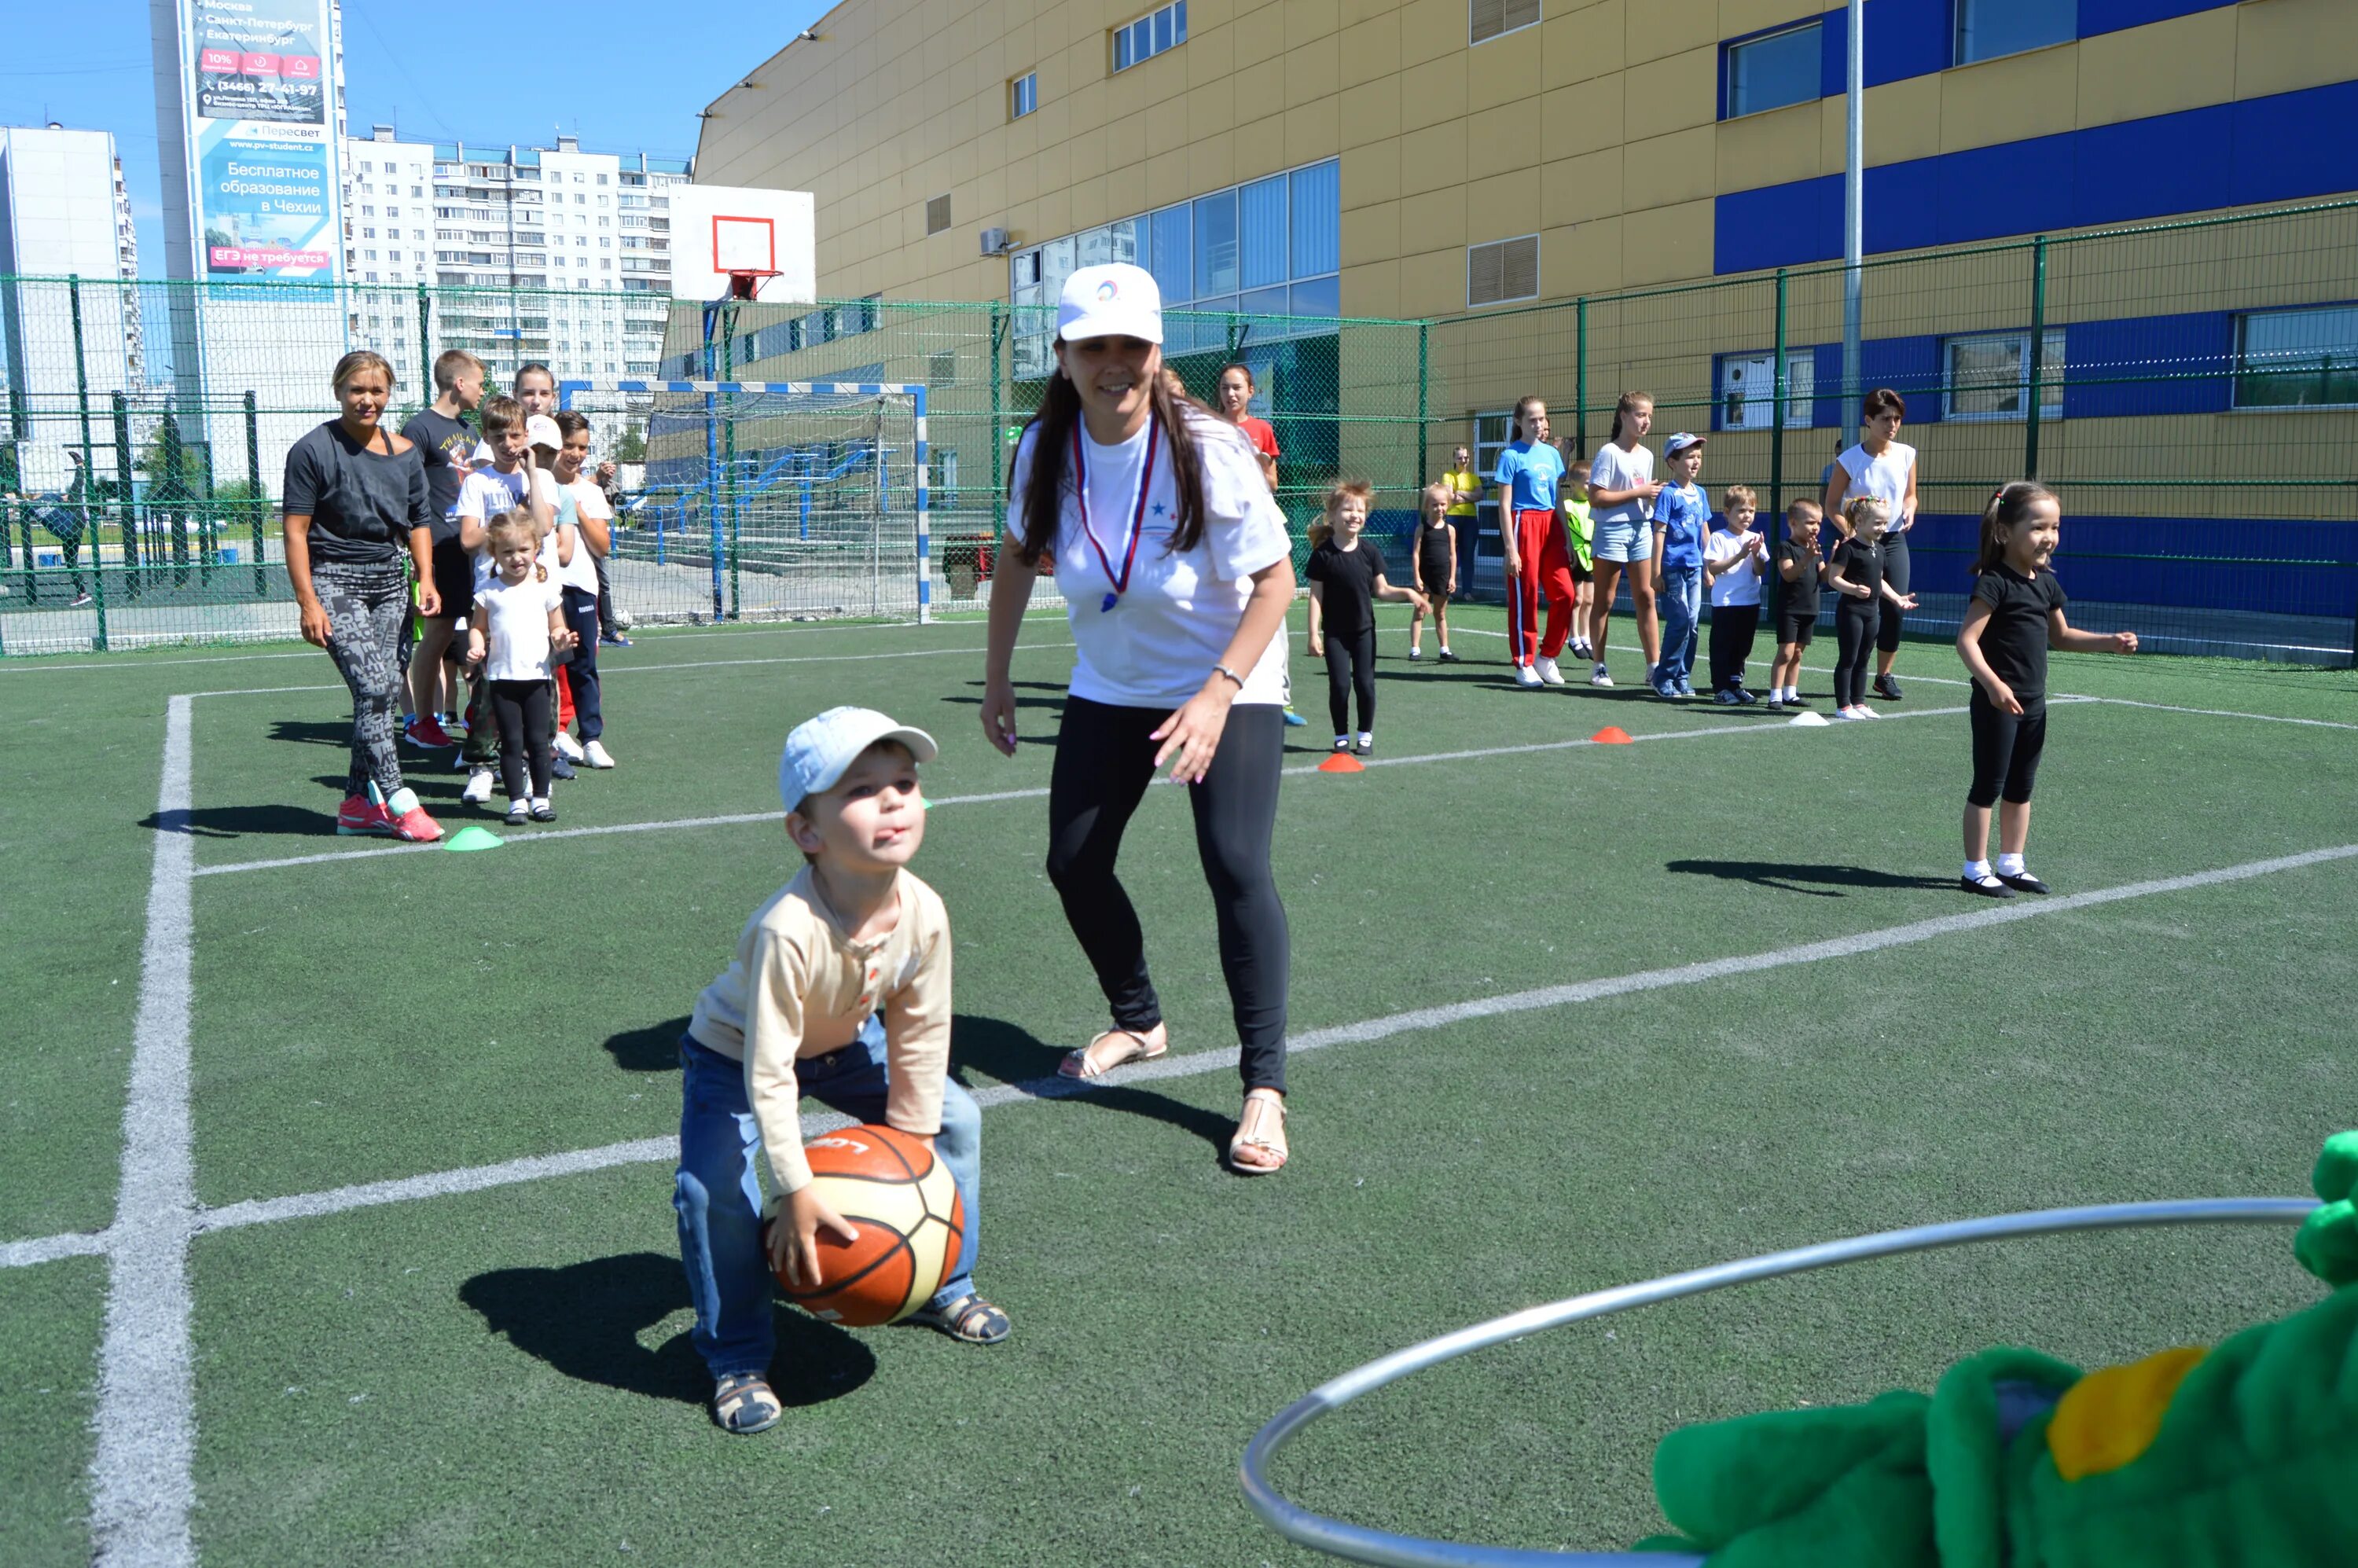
[771,1123,964,1327]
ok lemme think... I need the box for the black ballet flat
[1960,873,2016,899]
[1997,872,2051,894]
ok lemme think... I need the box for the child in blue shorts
[674,707,1010,1435]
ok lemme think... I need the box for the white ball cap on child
[780,706,938,812]
[1057,263,1162,346]
[525,414,564,451]
[1662,432,1706,457]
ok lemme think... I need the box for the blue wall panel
[1906,512,2356,618]
[2061,313,2232,419]
[2080,0,2236,38]
[1715,82,2358,274]
[1816,1,1952,97]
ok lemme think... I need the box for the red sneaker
[336,795,395,836]
[406,716,457,748]
[384,788,444,843]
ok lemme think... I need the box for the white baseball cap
[1057,263,1162,346]
[779,706,938,811]
[525,413,564,451]
[1663,431,1707,456]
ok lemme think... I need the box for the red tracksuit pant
[1507,508,1576,666]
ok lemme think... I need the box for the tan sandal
[1228,1088,1288,1175]
[1057,1026,1167,1080]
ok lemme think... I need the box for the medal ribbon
[1071,409,1159,612]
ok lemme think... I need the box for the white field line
[1446,626,2355,729]
[16,837,2340,1248]
[189,706,1974,879]
[87,695,199,1568]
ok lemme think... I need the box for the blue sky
[1,0,832,274]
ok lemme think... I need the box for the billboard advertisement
[171,0,340,280]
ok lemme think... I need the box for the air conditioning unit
[979,226,1012,257]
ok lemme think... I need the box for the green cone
[445,824,505,852]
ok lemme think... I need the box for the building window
[1944,329,2066,420]
[1470,0,1540,47]
[931,349,959,386]
[927,194,953,236]
[1724,22,1821,118]
[1956,0,2076,65]
[2234,306,2358,409]
[1718,352,1816,429]
[1011,72,1037,118]
[1467,235,1539,308]
[1113,1,1186,72]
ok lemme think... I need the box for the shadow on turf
[461,1252,875,1408]
[142,802,338,838]
[604,1016,692,1072]
[1666,858,1957,898]
[953,1014,1238,1155]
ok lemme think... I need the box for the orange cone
[1590,726,1634,745]
[1317,752,1365,773]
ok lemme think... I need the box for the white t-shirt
[557,476,611,594]
[1706,527,1765,608]
[1589,441,1656,526]
[1838,441,1917,532]
[474,572,562,681]
[463,468,565,589]
[1008,411,1291,707]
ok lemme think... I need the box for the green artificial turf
[2,604,2354,1566]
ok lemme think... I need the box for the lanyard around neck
[1071,409,1159,614]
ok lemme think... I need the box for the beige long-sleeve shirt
[687,865,953,1195]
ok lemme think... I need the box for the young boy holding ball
[674,707,1010,1436]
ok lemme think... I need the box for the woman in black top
[1955,482,2138,898]
[1305,481,1426,755]
[283,351,444,843]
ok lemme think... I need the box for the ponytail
[1974,480,2057,576]
[1011,352,1210,567]
[1510,394,1544,442]
[1607,390,1651,446]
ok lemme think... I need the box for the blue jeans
[1658,565,1702,688]
[674,1025,982,1379]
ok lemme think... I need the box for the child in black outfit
[1954,481,2138,898]
[1407,483,1458,662]
[1306,481,1428,755]
[1767,498,1823,711]
[1827,497,1917,720]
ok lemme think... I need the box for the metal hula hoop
[1240,1196,2319,1568]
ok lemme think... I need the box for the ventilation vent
[926,195,952,235]
[1470,0,1541,46]
[1467,235,1540,307]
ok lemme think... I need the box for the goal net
[560,380,937,626]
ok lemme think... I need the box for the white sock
[1439,644,1451,655]
[1997,853,2026,876]
[531,795,551,810]
[1357,731,1372,745]
[509,798,529,814]
[1964,859,1992,880]
[1335,735,1351,747]
[1784,685,1798,701]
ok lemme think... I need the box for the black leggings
[1967,689,2048,806]
[1045,696,1290,1092]
[490,678,553,802]
[1707,604,1760,693]
[1833,600,1878,707]
[1877,531,1910,655]
[1323,627,1376,736]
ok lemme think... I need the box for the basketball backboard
[669,184,817,303]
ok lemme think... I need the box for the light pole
[1842,0,1865,434]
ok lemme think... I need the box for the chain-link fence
[3,199,2353,659]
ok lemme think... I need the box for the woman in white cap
[980,263,1298,1175]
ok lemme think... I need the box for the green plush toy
[1635,1133,2358,1567]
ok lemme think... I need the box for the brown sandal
[1228,1088,1288,1175]
[1058,1026,1167,1080]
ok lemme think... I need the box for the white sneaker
[1533,655,1566,685]
[1513,663,1544,689]
[463,766,497,804]
[554,732,586,762]
[1857,703,1882,718]
[1589,664,1614,689]
[1834,707,1867,722]
[582,739,616,769]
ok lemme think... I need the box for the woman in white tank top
[1821,387,1919,700]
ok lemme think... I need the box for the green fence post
[989,303,1005,542]
[68,274,107,651]
[1416,320,1430,498]
[1770,269,1788,550]
[160,411,191,583]
[112,391,140,593]
[1574,296,1589,459]
[2025,233,2048,479]
[416,285,433,396]
[245,391,266,597]
[720,303,740,620]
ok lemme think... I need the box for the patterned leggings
[314,560,410,800]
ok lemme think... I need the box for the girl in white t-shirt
[1585,391,1665,688]
[1821,387,1920,701]
[980,262,1298,1176]
[466,511,576,822]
